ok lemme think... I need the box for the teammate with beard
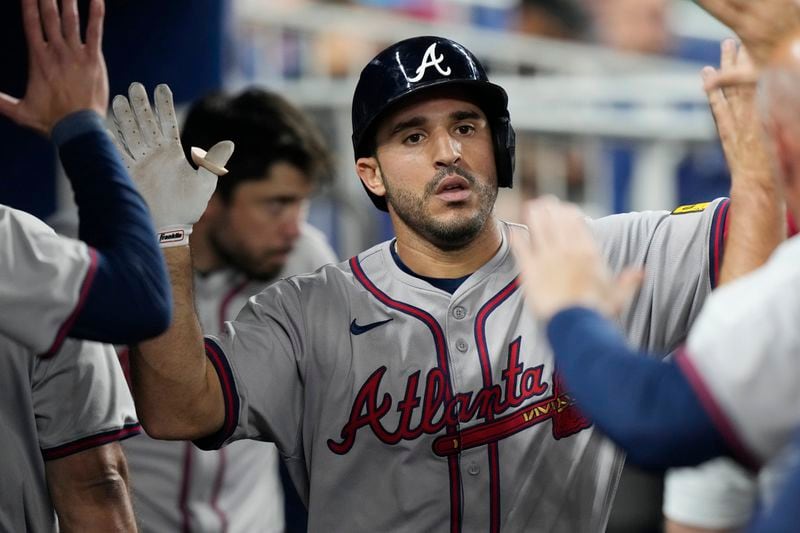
[115,37,770,531]
[120,88,335,532]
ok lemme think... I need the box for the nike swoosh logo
[350,318,393,335]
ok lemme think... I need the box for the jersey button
[467,462,480,475]
[456,339,468,352]
[453,306,466,320]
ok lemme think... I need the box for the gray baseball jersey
[0,205,95,356]
[0,335,139,532]
[197,200,727,532]
[677,232,800,465]
[124,223,336,532]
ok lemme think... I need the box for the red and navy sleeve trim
[708,199,730,289]
[193,338,241,451]
[41,421,140,461]
[675,348,760,470]
[41,247,100,358]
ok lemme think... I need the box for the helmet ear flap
[495,117,515,189]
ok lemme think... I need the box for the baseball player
[510,31,800,533]
[0,0,172,355]
[0,0,167,530]
[121,88,336,533]
[116,36,767,532]
[663,4,800,531]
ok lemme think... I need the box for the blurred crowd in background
[0,2,743,530]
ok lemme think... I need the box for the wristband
[158,225,192,248]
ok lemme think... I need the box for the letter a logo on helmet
[404,43,452,82]
[352,36,516,212]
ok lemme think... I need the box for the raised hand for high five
[0,0,108,135]
[695,0,800,67]
[703,40,770,187]
[111,83,233,247]
[703,40,784,285]
[511,197,643,322]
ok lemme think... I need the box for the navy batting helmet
[351,36,516,211]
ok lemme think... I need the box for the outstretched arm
[512,198,732,469]
[546,307,729,468]
[132,246,225,439]
[110,83,233,439]
[0,0,170,348]
[706,41,784,286]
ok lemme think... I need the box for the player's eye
[403,132,425,145]
[262,199,287,217]
[455,124,475,136]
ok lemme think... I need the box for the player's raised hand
[111,82,234,247]
[0,0,108,136]
[695,0,800,66]
[704,40,785,285]
[704,40,773,188]
[511,196,643,321]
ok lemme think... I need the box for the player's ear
[356,156,386,199]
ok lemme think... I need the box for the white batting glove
[110,82,234,247]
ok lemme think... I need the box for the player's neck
[393,217,503,278]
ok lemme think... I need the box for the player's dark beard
[208,230,284,282]
[382,163,497,251]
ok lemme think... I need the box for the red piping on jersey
[709,199,730,289]
[198,339,241,450]
[349,256,462,533]
[474,277,520,533]
[674,348,760,471]
[43,247,99,358]
[210,447,229,532]
[41,421,140,460]
[203,277,248,532]
[179,442,194,533]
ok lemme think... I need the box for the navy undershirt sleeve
[546,306,729,469]
[53,110,171,343]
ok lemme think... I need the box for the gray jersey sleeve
[589,198,729,353]
[0,205,95,355]
[197,277,309,458]
[33,338,139,459]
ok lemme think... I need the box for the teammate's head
[182,88,331,280]
[759,30,800,221]
[352,36,514,248]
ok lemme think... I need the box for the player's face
[366,92,498,249]
[209,162,313,280]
